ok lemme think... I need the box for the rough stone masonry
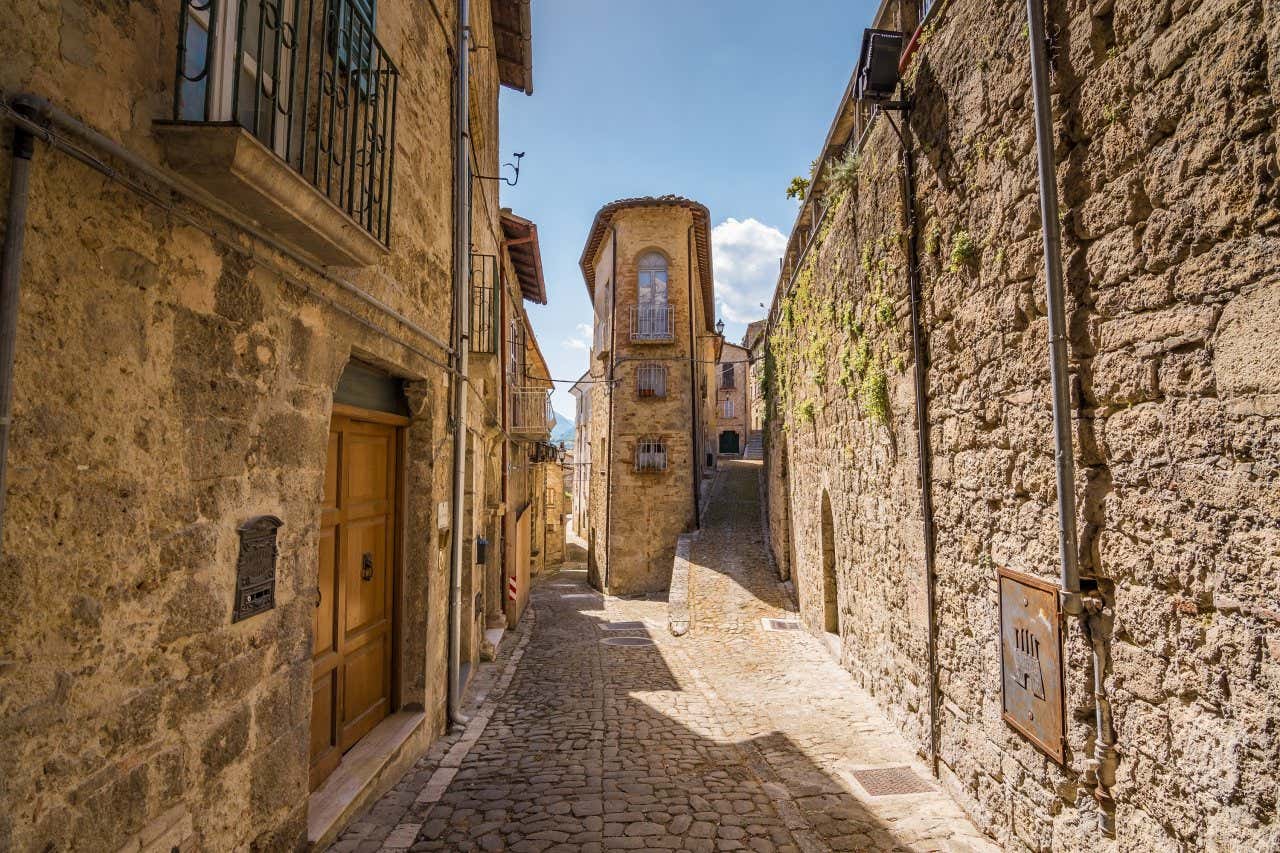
[763,0,1279,851]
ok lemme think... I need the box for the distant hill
[551,410,575,448]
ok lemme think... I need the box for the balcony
[511,388,553,435]
[630,304,675,342]
[161,0,399,266]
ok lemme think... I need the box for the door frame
[310,402,407,791]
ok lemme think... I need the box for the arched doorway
[719,431,740,454]
[821,491,838,636]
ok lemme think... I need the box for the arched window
[637,252,668,308]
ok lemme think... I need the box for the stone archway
[820,491,838,636]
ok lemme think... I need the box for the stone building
[762,1,1280,851]
[580,196,719,595]
[0,0,546,849]
[714,341,750,457]
[569,371,592,536]
[743,320,767,434]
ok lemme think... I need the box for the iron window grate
[637,363,668,398]
[635,438,667,472]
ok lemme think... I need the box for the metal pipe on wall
[1026,0,1081,612]
[1026,0,1116,833]
[685,225,701,526]
[447,0,472,728]
[0,112,35,552]
[882,105,941,779]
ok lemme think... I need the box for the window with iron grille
[173,0,398,245]
[635,438,667,472]
[636,364,667,398]
[720,362,735,389]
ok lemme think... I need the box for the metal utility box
[998,567,1066,763]
[855,28,904,102]
[475,536,488,566]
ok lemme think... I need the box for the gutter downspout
[0,108,35,550]
[883,105,940,779]
[890,108,941,779]
[686,225,700,526]
[1026,0,1115,833]
[447,0,472,728]
[602,226,617,592]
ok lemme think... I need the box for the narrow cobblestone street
[333,461,995,853]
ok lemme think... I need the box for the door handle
[361,552,375,581]
[315,587,322,608]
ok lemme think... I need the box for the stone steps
[743,430,764,460]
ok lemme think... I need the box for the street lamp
[715,318,725,337]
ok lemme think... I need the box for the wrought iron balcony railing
[469,254,499,354]
[174,0,399,246]
[629,304,675,342]
[511,387,553,435]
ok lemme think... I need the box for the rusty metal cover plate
[232,515,282,623]
[998,567,1065,764]
[849,766,935,797]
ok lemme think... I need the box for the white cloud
[711,217,787,325]
[563,322,593,351]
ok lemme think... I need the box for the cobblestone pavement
[331,461,998,853]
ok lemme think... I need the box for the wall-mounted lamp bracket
[474,152,524,187]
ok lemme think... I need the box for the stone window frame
[634,437,667,473]
[636,363,668,399]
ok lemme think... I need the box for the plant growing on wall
[860,363,889,424]
[786,176,810,200]
[827,148,862,194]
[949,230,977,272]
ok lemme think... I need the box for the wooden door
[310,413,397,791]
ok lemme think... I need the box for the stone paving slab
[331,461,999,853]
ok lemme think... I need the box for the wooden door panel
[343,516,389,639]
[309,668,339,789]
[340,634,390,749]
[345,432,390,509]
[314,526,338,658]
[311,413,397,791]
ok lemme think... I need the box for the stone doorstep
[307,709,428,850]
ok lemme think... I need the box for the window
[721,398,735,419]
[594,278,611,352]
[720,362,735,389]
[508,318,527,383]
[637,252,668,308]
[635,438,667,472]
[633,253,672,340]
[637,364,667,398]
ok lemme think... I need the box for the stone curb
[668,532,696,636]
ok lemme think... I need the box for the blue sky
[499,0,880,415]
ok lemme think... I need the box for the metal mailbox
[998,566,1066,764]
[232,515,283,623]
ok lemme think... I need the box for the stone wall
[0,0,513,848]
[763,0,1280,850]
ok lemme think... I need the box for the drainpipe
[882,105,940,779]
[1026,0,1115,832]
[0,108,35,551]
[685,225,701,526]
[602,226,617,592]
[447,0,472,728]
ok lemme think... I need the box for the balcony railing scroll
[629,303,675,342]
[511,388,553,435]
[174,0,399,246]
[470,254,499,354]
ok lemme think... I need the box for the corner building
[580,197,718,595]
